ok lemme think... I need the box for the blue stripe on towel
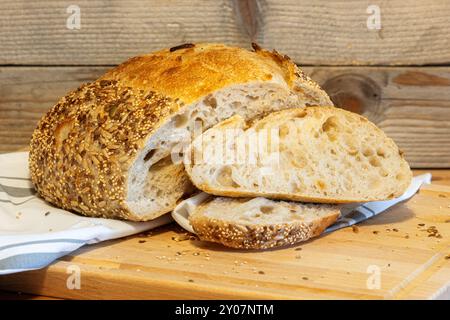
[0,197,35,205]
[0,183,36,197]
[0,251,74,272]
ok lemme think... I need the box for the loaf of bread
[184,107,412,203]
[29,43,332,221]
[188,196,340,249]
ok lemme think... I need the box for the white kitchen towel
[0,152,172,275]
[172,174,432,235]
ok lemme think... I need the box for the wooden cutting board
[0,183,449,300]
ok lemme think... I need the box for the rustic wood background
[1,0,449,168]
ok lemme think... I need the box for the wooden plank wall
[1,0,449,168]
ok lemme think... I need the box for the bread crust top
[100,43,315,104]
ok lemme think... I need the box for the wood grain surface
[0,0,248,65]
[1,66,449,168]
[0,176,448,299]
[258,0,450,66]
[1,0,450,65]
[0,66,108,152]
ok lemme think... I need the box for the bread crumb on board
[172,233,198,242]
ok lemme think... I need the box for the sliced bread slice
[184,106,412,203]
[189,197,340,249]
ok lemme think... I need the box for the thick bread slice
[29,43,332,221]
[184,107,412,203]
[189,197,340,249]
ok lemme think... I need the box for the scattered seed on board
[172,234,191,242]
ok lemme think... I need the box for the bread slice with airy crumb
[184,106,412,203]
[189,197,340,249]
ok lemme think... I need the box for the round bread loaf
[29,43,332,221]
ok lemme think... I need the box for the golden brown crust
[29,80,179,220]
[189,207,340,249]
[100,43,312,105]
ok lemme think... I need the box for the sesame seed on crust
[189,208,340,250]
[29,79,179,220]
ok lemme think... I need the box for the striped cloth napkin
[0,152,172,275]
